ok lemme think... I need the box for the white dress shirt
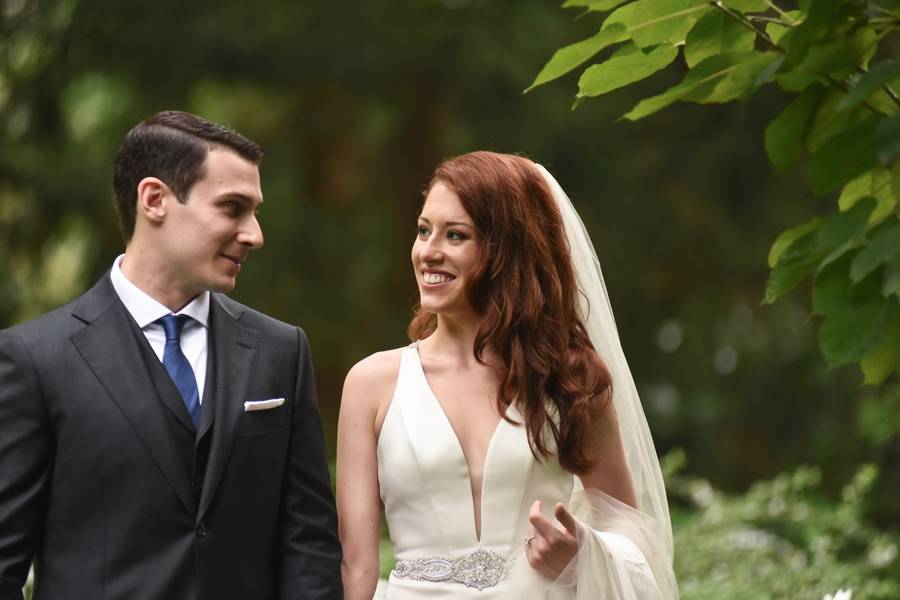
[109,254,209,402]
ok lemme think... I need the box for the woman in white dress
[337,151,677,599]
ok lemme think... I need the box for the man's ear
[136,177,172,225]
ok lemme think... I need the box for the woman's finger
[528,500,559,540]
[554,502,578,537]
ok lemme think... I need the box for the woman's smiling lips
[421,269,455,285]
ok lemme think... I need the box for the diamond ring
[524,535,536,546]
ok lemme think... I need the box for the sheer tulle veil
[529,163,678,599]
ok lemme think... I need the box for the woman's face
[412,181,481,319]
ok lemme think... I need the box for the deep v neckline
[411,343,507,544]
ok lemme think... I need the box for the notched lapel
[199,295,259,519]
[70,292,195,515]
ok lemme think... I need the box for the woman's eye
[447,230,467,241]
[416,226,430,238]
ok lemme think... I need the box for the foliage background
[2,0,896,596]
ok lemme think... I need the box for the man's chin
[208,277,237,294]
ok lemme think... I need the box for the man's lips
[221,253,245,266]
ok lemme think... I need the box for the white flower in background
[868,539,898,568]
[689,480,714,508]
[822,589,852,600]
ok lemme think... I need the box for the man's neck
[120,249,196,313]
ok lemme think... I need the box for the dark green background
[0,0,882,508]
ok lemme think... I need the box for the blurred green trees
[1,0,897,547]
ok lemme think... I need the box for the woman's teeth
[424,272,453,284]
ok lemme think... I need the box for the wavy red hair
[408,151,612,474]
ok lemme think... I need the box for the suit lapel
[198,294,259,519]
[69,277,195,514]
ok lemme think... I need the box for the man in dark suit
[0,111,342,599]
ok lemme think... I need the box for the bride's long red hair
[408,151,612,474]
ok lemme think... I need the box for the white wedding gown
[376,344,676,599]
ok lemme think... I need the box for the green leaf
[780,0,847,71]
[766,11,804,46]
[684,10,756,69]
[838,60,900,112]
[764,197,875,303]
[813,248,858,315]
[623,52,779,121]
[605,0,711,49]
[861,313,900,385]
[838,167,895,225]
[720,0,768,11]
[807,117,879,195]
[892,159,900,205]
[577,43,679,98]
[774,71,818,94]
[886,253,900,297]
[875,112,900,165]
[562,0,629,11]
[813,246,883,315]
[851,218,900,283]
[525,24,628,92]
[819,295,895,367]
[764,84,825,171]
[783,27,878,80]
[768,217,824,268]
[807,90,872,152]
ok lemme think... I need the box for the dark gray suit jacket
[0,275,342,599]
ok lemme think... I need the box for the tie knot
[157,314,192,342]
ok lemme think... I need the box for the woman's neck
[421,313,489,367]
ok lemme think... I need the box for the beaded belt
[391,547,510,591]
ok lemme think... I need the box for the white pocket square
[244,398,285,412]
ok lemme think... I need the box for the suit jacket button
[196,522,208,537]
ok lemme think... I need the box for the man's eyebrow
[219,193,262,205]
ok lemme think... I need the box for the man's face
[159,147,264,298]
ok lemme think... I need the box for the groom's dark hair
[113,110,264,241]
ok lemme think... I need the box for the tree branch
[855,66,900,110]
[712,1,890,117]
[714,1,780,51]
[763,0,798,26]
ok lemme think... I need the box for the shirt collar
[109,254,210,329]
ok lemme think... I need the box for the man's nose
[239,215,264,249]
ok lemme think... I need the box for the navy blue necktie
[157,314,200,428]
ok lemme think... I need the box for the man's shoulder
[213,294,304,341]
[2,288,98,342]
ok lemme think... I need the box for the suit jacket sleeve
[277,328,343,599]
[0,332,53,600]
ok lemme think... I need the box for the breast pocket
[239,401,289,435]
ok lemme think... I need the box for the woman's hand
[525,500,579,579]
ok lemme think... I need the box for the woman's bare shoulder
[345,347,406,385]
[341,347,408,435]
[342,347,407,406]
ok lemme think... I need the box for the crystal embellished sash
[391,547,510,590]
